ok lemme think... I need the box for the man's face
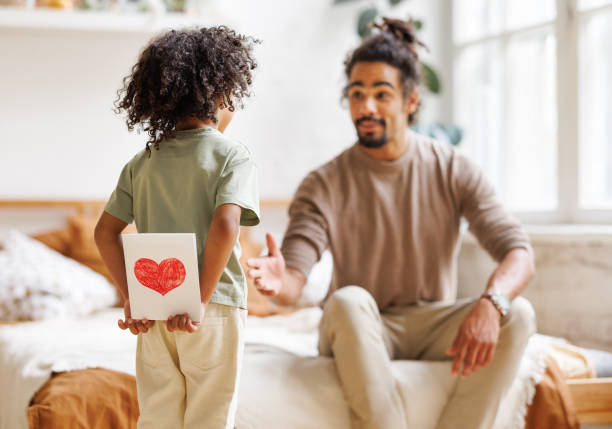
[346,61,413,148]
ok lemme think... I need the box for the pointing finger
[266,233,280,257]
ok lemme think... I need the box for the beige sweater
[281,131,532,310]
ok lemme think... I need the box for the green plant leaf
[389,0,407,5]
[358,7,379,39]
[411,19,423,31]
[421,62,441,94]
[333,0,360,4]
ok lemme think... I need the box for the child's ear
[217,107,235,133]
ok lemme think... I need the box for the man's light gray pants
[318,286,536,429]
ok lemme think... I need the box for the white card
[122,233,201,321]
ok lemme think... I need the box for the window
[579,0,612,210]
[453,0,612,223]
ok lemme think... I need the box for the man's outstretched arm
[249,170,331,306]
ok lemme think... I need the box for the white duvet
[0,307,549,429]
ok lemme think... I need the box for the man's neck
[359,129,409,161]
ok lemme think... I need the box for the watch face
[491,293,510,315]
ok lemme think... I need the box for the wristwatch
[481,292,511,317]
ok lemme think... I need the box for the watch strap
[481,292,510,317]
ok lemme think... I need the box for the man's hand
[246,233,285,296]
[118,300,155,335]
[446,298,501,378]
[165,302,205,333]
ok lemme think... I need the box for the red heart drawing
[134,258,186,296]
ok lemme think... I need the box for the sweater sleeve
[451,152,533,262]
[281,171,331,278]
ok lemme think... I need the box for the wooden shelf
[0,7,210,33]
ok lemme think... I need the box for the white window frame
[450,0,612,224]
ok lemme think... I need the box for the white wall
[0,0,450,201]
[458,230,612,353]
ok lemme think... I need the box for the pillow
[0,230,118,321]
[33,228,73,256]
[67,214,137,285]
[296,250,333,307]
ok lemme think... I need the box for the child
[94,27,260,429]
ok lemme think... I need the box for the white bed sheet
[0,307,549,429]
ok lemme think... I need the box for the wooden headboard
[0,197,290,252]
[0,200,106,216]
[0,199,289,211]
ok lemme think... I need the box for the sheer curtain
[453,0,612,218]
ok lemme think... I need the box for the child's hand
[118,300,155,335]
[165,302,206,333]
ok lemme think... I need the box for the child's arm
[94,211,153,335]
[166,203,241,332]
[199,203,242,303]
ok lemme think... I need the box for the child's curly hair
[114,27,260,152]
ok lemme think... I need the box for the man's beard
[358,132,388,148]
[355,116,388,148]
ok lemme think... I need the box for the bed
[0,200,611,429]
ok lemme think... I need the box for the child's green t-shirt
[104,127,260,309]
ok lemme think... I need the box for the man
[247,18,535,429]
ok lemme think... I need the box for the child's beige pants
[318,286,536,429]
[135,303,246,429]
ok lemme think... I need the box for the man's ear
[405,87,420,115]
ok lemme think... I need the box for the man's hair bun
[371,17,426,58]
